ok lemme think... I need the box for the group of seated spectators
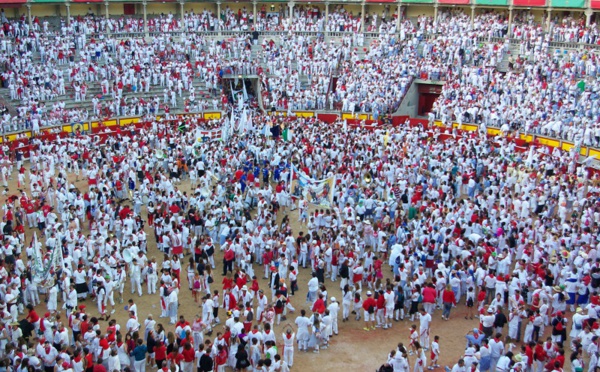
[0,7,599,141]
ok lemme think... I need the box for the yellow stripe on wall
[295,111,315,118]
[120,117,140,126]
[537,137,560,148]
[204,112,222,120]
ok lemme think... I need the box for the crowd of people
[0,7,600,134]
[0,100,593,372]
[0,7,598,371]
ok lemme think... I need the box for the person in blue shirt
[262,167,270,185]
[465,328,485,347]
[273,166,281,182]
[239,174,247,194]
[131,339,148,372]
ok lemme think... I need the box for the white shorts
[364,310,375,321]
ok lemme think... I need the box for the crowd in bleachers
[0,7,600,139]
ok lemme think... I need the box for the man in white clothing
[281,324,295,367]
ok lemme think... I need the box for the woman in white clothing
[107,348,121,372]
[342,285,353,322]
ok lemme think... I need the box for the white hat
[241,285,248,291]
[366,291,372,296]
[330,297,336,302]
[487,307,494,313]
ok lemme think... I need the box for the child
[353,291,362,321]
[429,335,440,369]
[466,287,475,320]
[409,324,418,355]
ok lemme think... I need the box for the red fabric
[422,287,436,303]
[362,297,377,311]
[513,0,546,5]
[312,298,325,314]
[182,348,195,362]
[442,290,456,305]
[154,345,166,361]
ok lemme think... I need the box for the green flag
[283,128,293,142]
[577,80,586,92]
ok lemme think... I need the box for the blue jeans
[442,302,452,318]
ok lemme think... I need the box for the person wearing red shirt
[25,305,39,329]
[154,341,167,369]
[181,342,196,371]
[534,340,548,372]
[375,290,386,328]
[441,284,457,320]
[422,284,437,314]
[311,293,326,315]
[362,291,377,331]
[477,286,487,312]
[215,344,228,371]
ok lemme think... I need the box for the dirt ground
[19,171,509,372]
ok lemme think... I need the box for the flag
[239,108,247,132]
[283,128,293,142]
[261,123,270,137]
[196,128,223,143]
[242,79,248,101]
[247,112,254,132]
[577,80,586,92]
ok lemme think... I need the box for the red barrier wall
[317,113,339,124]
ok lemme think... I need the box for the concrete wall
[394,79,419,117]
[146,3,178,16]
[405,5,435,18]
[183,3,218,14]
[30,4,57,18]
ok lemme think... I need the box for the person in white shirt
[281,324,295,368]
[307,273,319,303]
[446,358,466,372]
[384,287,395,329]
[125,311,140,333]
[327,297,340,335]
[294,309,311,352]
[495,352,513,372]
[419,309,432,350]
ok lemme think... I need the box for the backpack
[275,299,284,309]
[395,255,401,265]
[246,310,254,322]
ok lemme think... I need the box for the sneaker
[371,326,376,330]
[111,309,116,314]
[409,351,414,356]
[428,367,434,370]
[363,327,370,331]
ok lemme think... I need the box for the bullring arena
[0,0,598,371]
